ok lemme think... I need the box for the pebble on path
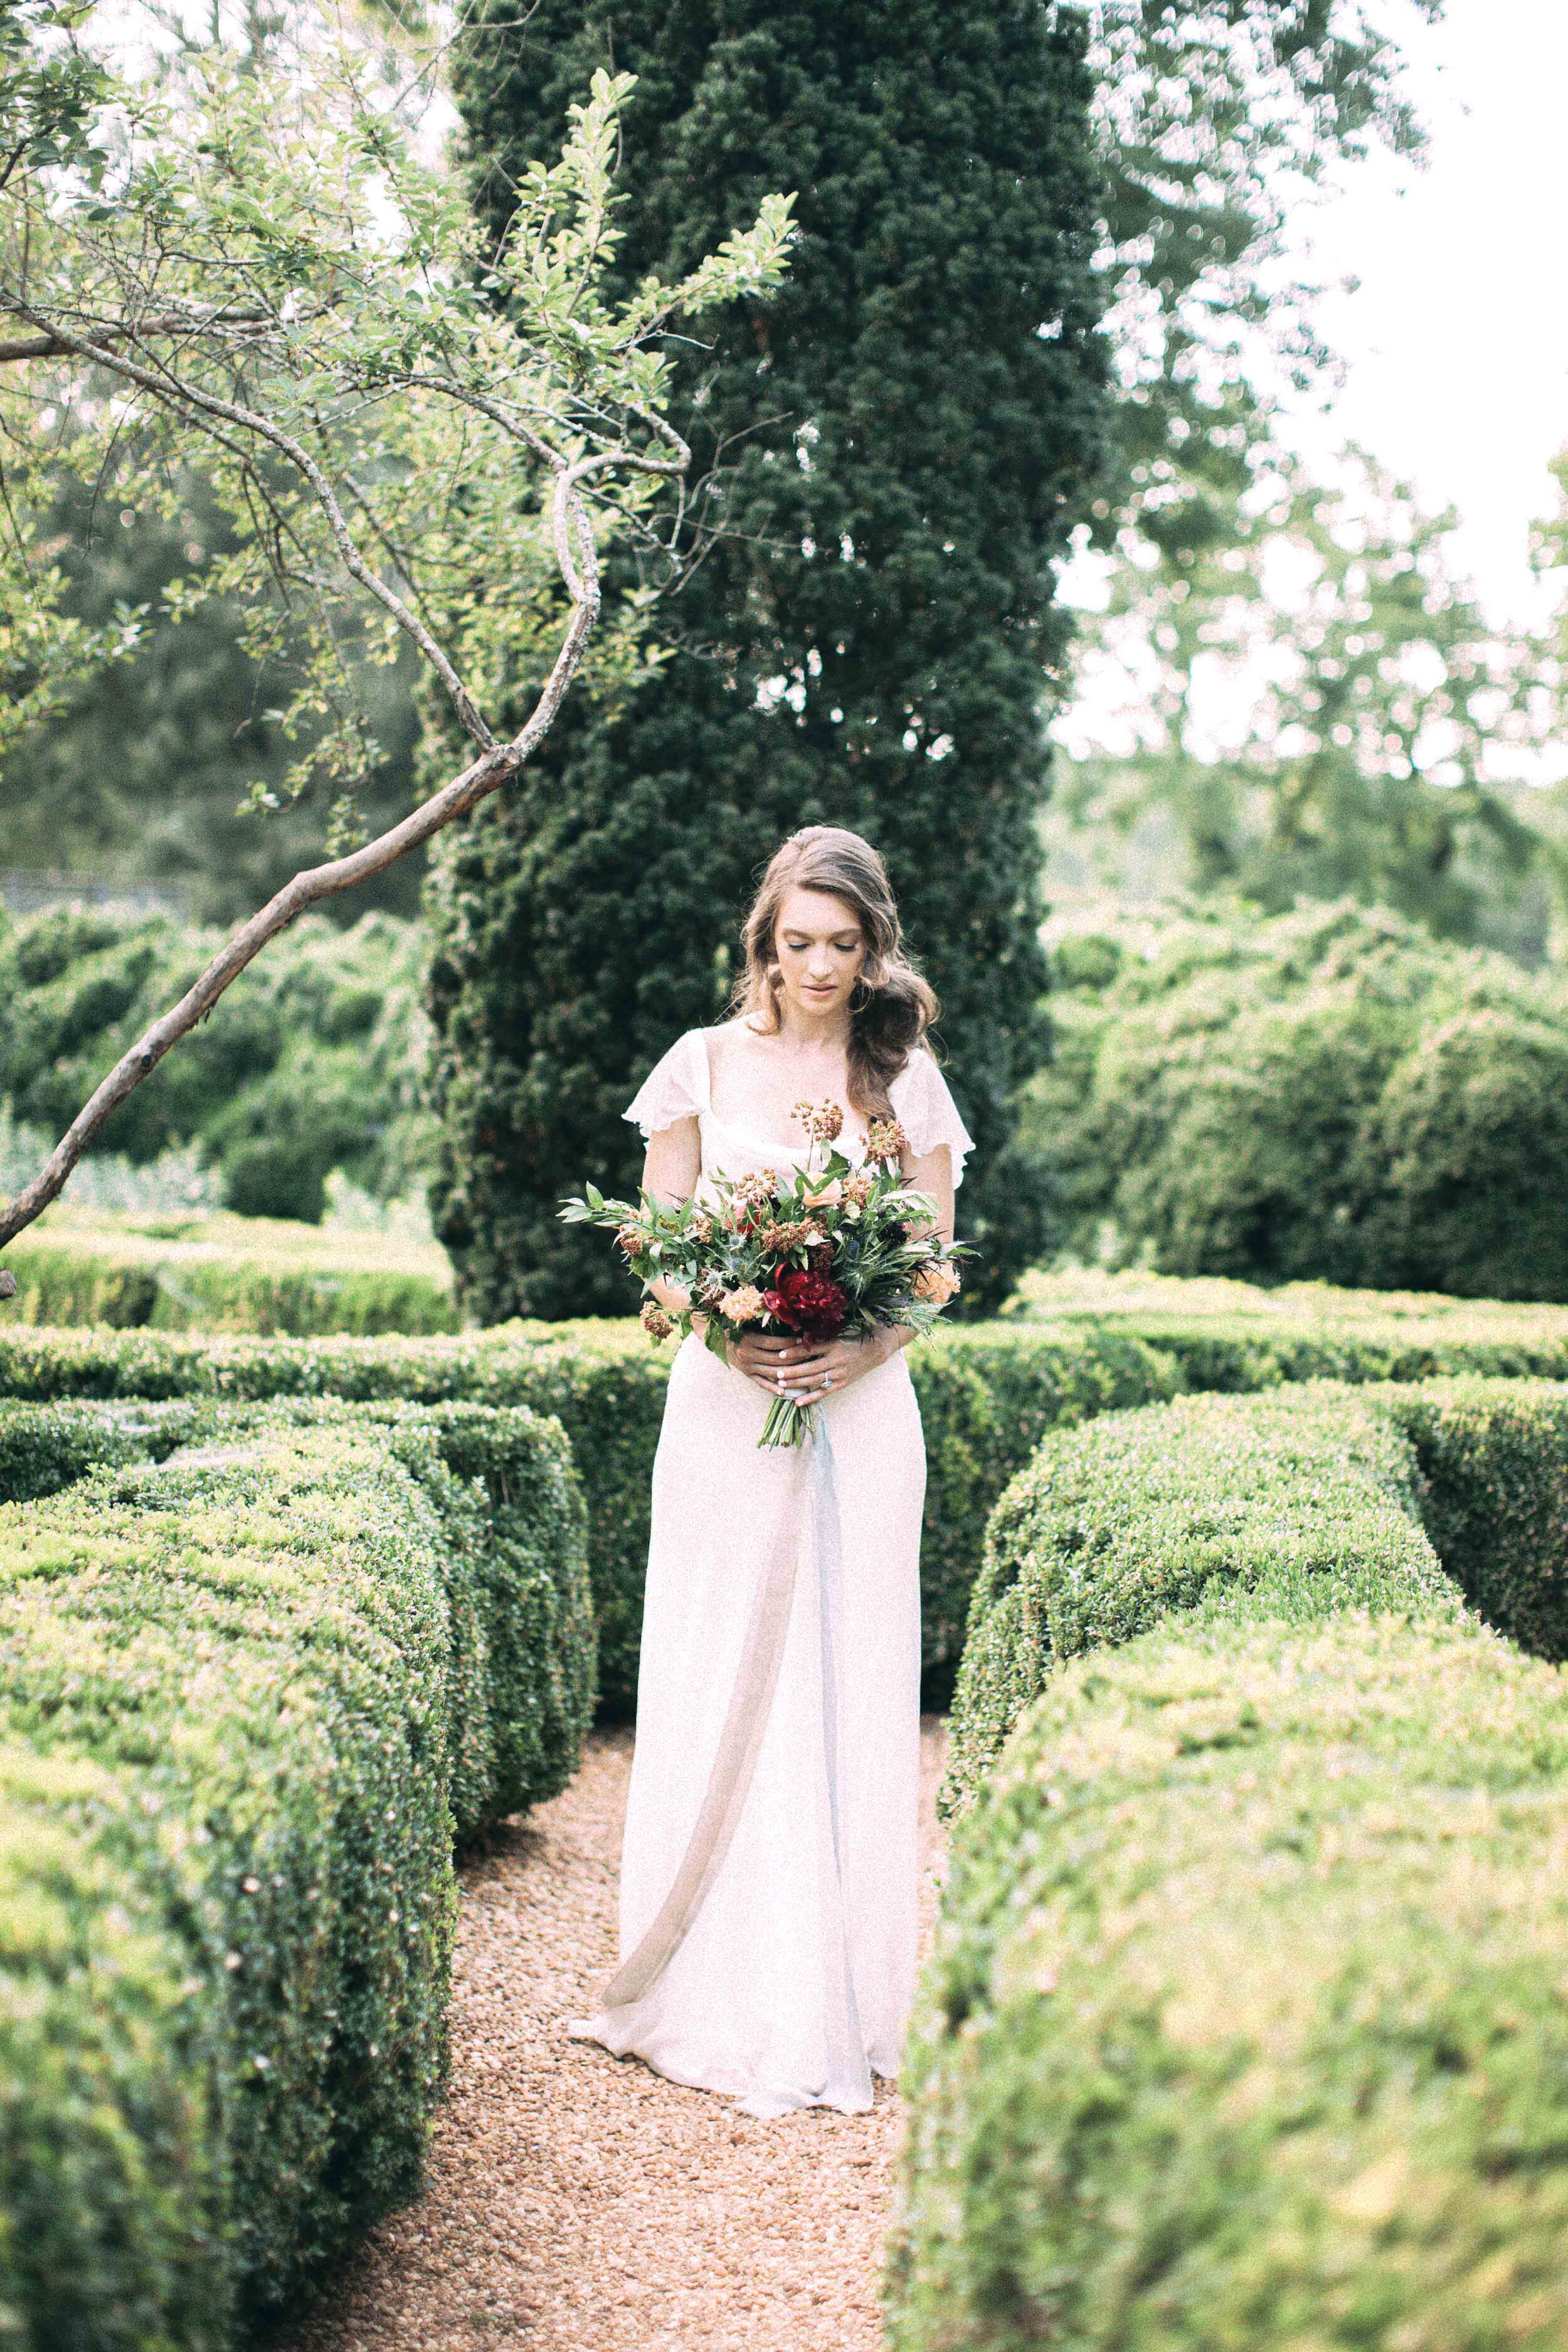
[278,1719,949,2352]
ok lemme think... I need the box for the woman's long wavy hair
[733,827,940,1116]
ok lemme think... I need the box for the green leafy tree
[2,472,425,922]
[433,0,1108,1320]
[1051,448,1544,945]
[1086,1,1442,538]
[0,11,792,1262]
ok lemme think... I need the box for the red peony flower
[763,1264,849,1337]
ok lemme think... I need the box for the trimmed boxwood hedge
[894,1375,1568,2352]
[945,1374,1568,1810]
[11,1308,1565,1718]
[0,1238,459,1336]
[893,1609,1568,2352]
[1087,1306,1568,1394]
[941,1384,1453,1813]
[0,1394,595,1830]
[0,1394,592,2344]
[0,1318,1179,1715]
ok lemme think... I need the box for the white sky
[1279,0,1568,630]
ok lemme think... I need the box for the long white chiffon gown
[569,1026,974,2117]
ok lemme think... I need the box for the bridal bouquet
[561,1100,969,1446]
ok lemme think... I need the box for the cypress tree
[428,0,1106,1318]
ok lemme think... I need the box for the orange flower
[913,1259,961,1305]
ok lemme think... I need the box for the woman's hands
[728,1326,900,1407]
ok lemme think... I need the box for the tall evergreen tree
[429,0,1107,1318]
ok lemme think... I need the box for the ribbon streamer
[596,1432,813,2009]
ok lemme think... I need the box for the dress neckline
[697,1029,871,1158]
[702,1106,870,1160]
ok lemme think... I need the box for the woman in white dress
[571,825,973,2117]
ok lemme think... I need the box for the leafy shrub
[946,1374,1568,1811]
[1028,899,1568,1298]
[12,1310,1568,1719]
[891,1609,1568,2352]
[0,1393,594,1826]
[0,1316,1177,1716]
[1094,1307,1568,1393]
[942,1384,1453,1811]
[0,906,432,1221]
[1378,1377,1568,1665]
[895,1373,1568,2351]
[0,1396,591,2343]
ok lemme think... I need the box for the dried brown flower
[866,1117,909,1165]
[792,1099,845,1145]
[615,1223,643,1256]
[758,1219,812,1254]
[640,1301,674,1342]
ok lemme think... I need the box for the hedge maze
[7,1306,1568,1712]
[4,1308,1568,2346]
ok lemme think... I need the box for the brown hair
[733,826,940,1115]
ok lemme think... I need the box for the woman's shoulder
[625,1027,715,1133]
[890,1038,944,1091]
[705,1015,769,1067]
[888,1041,975,1183]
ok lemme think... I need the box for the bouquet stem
[760,1392,815,1449]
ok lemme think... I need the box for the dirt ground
[280,1720,948,2352]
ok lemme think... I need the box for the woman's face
[773,886,866,1022]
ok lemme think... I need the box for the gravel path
[282,1720,948,2352]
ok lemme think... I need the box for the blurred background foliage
[1029,898,1568,1300]
[1049,447,1564,960]
[0,906,433,1224]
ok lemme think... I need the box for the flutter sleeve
[889,1047,975,1188]
[623,1029,711,1139]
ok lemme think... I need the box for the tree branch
[0,294,498,750]
[0,465,601,1250]
[0,302,278,364]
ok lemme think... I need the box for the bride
[570,825,973,2117]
